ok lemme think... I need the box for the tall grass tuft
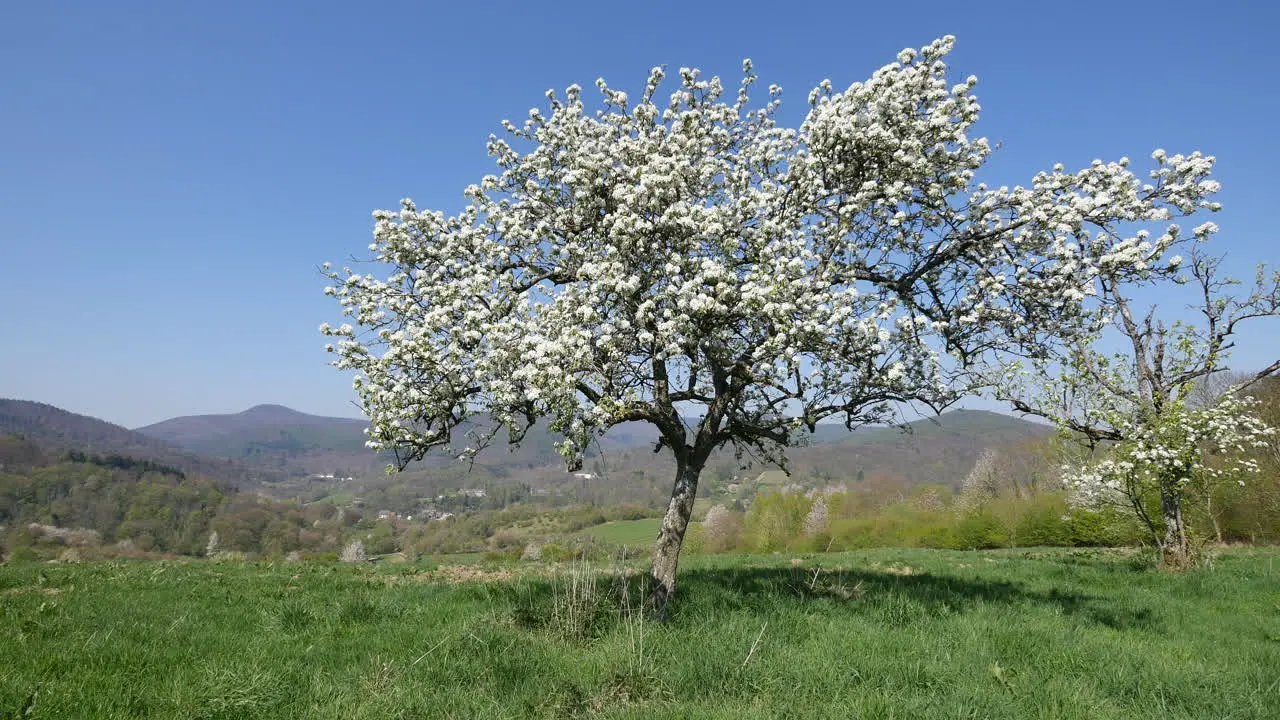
[548,556,605,640]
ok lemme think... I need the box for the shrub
[701,504,743,553]
[830,505,955,551]
[950,510,1009,550]
[1011,494,1072,547]
[5,545,39,563]
[364,524,399,555]
[683,523,706,554]
[540,543,574,562]
[744,491,811,552]
[484,548,521,563]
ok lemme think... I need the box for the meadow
[1,547,1278,719]
[576,518,664,548]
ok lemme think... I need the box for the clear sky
[2,0,1276,428]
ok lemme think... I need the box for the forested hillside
[0,442,223,555]
[497,410,1055,501]
[0,437,375,558]
[0,400,285,487]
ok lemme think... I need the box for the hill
[136,404,367,447]
[0,399,281,487]
[324,408,1055,510]
[135,406,662,478]
[793,409,1054,487]
[2,399,1052,507]
[520,409,1055,503]
[0,447,224,554]
[135,404,373,474]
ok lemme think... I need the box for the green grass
[314,491,355,505]
[2,548,1279,718]
[577,518,662,547]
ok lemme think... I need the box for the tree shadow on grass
[498,562,1157,637]
[670,566,1158,631]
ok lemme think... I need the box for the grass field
[577,518,662,547]
[2,548,1279,718]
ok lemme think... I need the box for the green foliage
[0,458,223,555]
[715,488,1152,555]
[4,545,39,563]
[1011,493,1074,547]
[363,522,399,555]
[535,542,571,562]
[682,523,706,554]
[829,504,956,550]
[743,491,811,552]
[949,509,1008,550]
[62,450,186,479]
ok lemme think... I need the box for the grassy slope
[578,518,663,547]
[2,548,1278,719]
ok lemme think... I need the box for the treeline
[4,377,1277,563]
[1,456,222,556]
[684,488,1145,555]
[62,450,186,479]
[0,439,664,562]
[682,406,1280,556]
[346,461,679,513]
[0,448,363,560]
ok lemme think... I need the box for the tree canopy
[323,37,1226,605]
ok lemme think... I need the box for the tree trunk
[1205,492,1223,545]
[648,461,701,619]
[1159,487,1191,570]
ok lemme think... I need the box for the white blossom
[1064,393,1274,510]
[321,37,1226,487]
[803,496,829,536]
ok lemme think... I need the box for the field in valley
[576,518,664,548]
[2,547,1278,719]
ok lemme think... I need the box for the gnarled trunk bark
[1159,487,1191,570]
[647,460,701,619]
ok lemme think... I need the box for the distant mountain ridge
[137,404,365,439]
[136,404,365,444]
[0,399,281,487]
[3,399,1053,503]
[134,404,373,474]
[541,409,1055,493]
[134,404,661,476]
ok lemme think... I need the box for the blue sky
[1,0,1276,428]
